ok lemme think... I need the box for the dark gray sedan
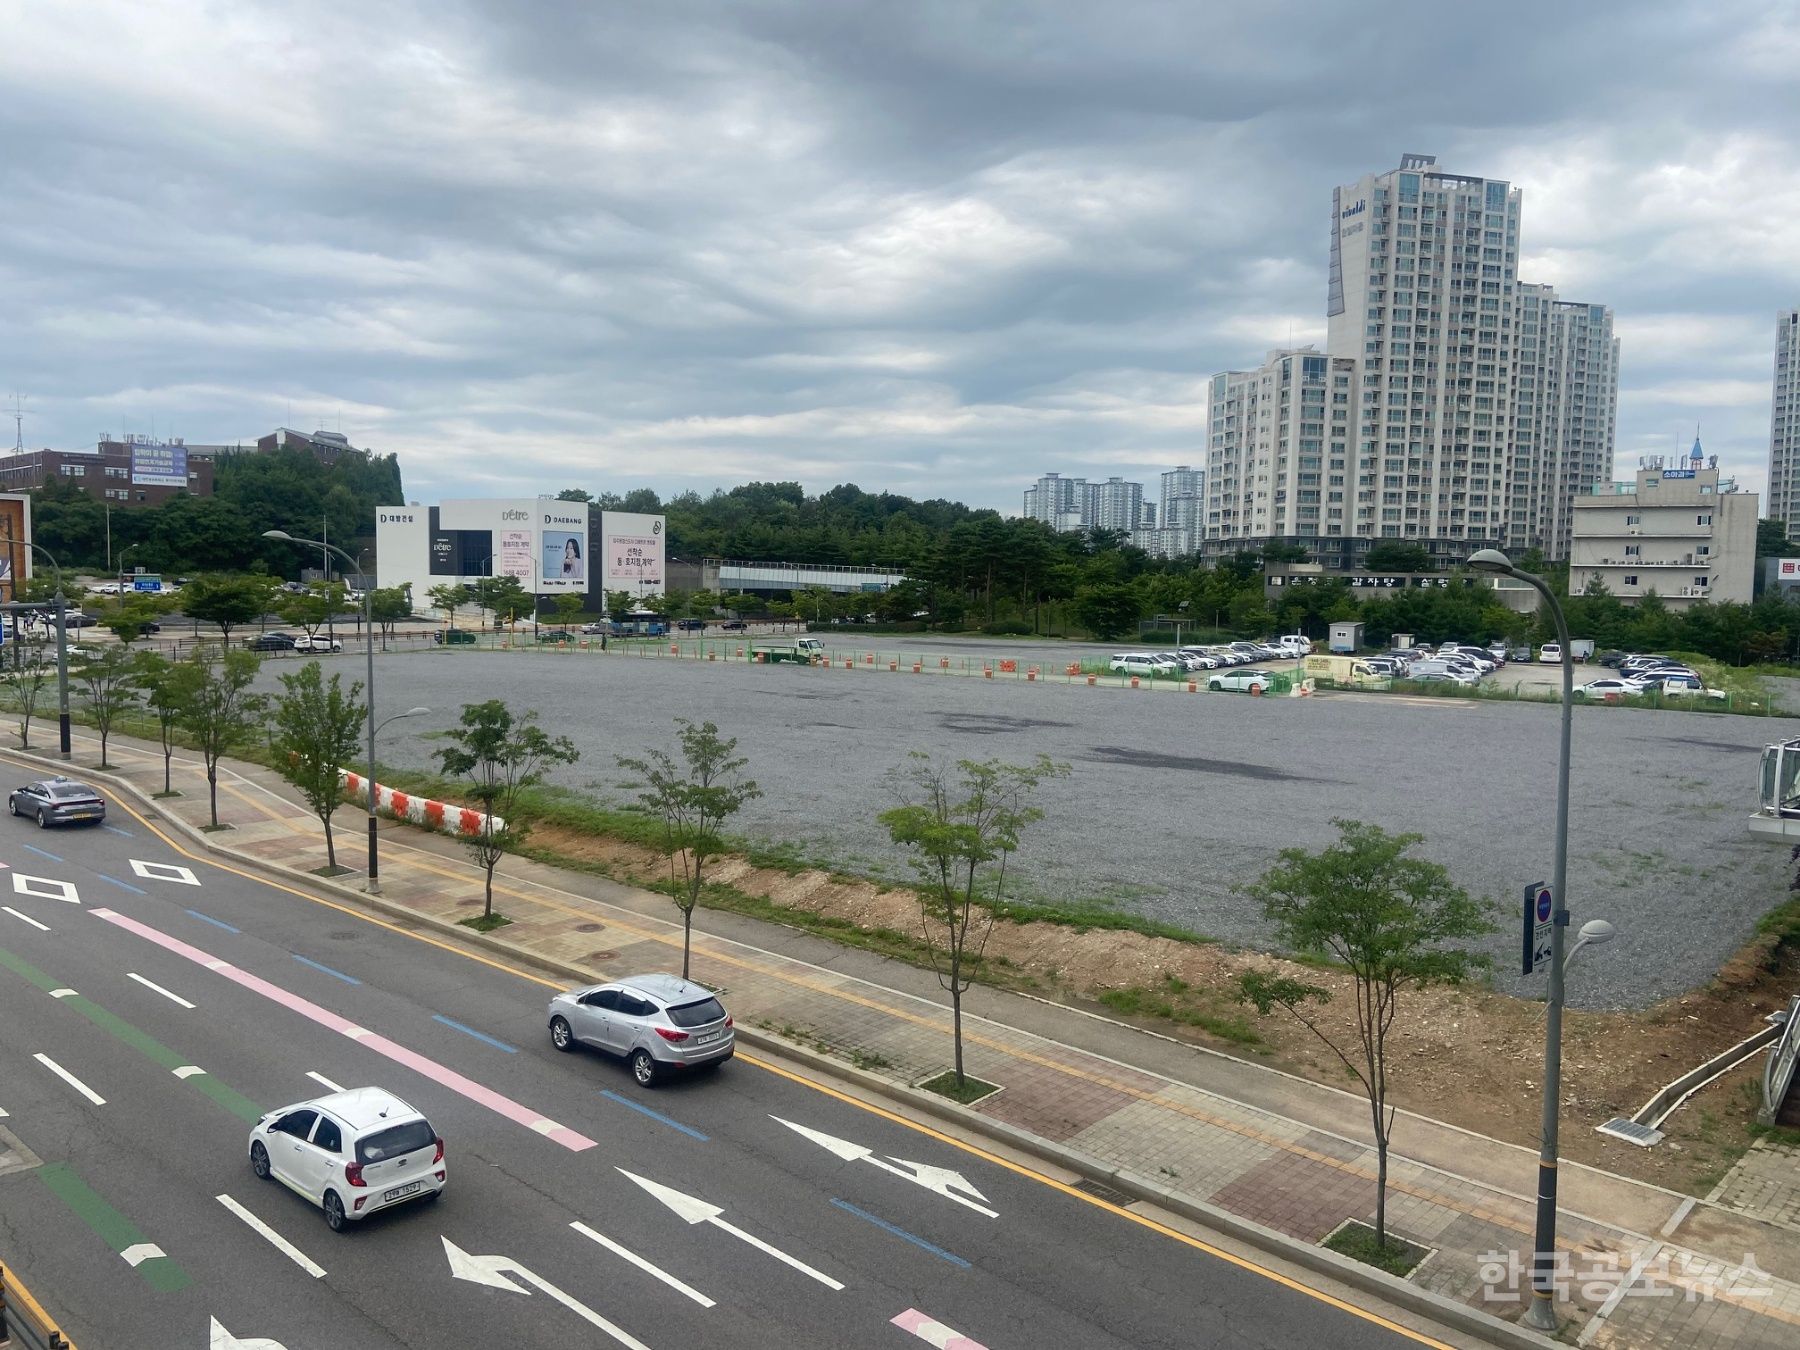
[8,778,107,828]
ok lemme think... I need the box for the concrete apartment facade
[1568,450,1758,608]
[1771,309,1800,540]
[1207,153,1619,567]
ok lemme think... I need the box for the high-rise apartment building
[1086,476,1144,532]
[1159,465,1205,537]
[1206,154,1619,565]
[1511,287,1619,559]
[1325,153,1519,549]
[1207,348,1357,549]
[1022,472,1087,530]
[1772,310,1800,539]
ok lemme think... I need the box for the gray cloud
[2,1,1795,510]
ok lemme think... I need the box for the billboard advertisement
[0,495,28,602]
[498,529,534,582]
[1777,559,1800,581]
[536,505,590,592]
[131,443,188,488]
[602,511,665,594]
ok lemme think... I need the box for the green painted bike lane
[1,942,269,1294]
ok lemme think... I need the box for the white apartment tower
[1772,310,1800,539]
[1022,472,1086,530]
[1206,154,1619,564]
[1511,286,1620,559]
[1207,348,1357,541]
[1086,476,1145,532]
[1325,153,1520,547]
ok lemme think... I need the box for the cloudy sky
[3,0,1796,512]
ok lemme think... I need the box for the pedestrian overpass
[701,558,909,596]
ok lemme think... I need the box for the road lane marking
[772,1117,995,1217]
[14,874,79,903]
[102,824,133,837]
[306,1071,345,1093]
[174,1065,206,1079]
[34,1053,104,1104]
[38,1161,189,1291]
[432,1013,517,1053]
[3,905,50,931]
[619,1168,844,1290]
[830,1199,970,1268]
[599,1089,707,1140]
[185,908,240,933]
[129,972,196,1008]
[91,771,1464,1348]
[215,1194,326,1278]
[48,987,78,998]
[293,954,361,985]
[0,945,263,1123]
[891,1308,987,1349]
[570,1220,714,1307]
[131,859,200,885]
[19,843,63,863]
[443,1238,654,1350]
[211,1315,293,1348]
[97,872,148,895]
[88,908,597,1152]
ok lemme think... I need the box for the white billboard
[601,512,665,595]
[498,529,533,582]
[535,504,590,592]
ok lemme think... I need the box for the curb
[26,749,1554,1350]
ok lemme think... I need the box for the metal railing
[1760,996,1800,1126]
[0,1260,75,1349]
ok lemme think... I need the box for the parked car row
[244,632,344,652]
[1576,653,1722,700]
[1108,636,1309,679]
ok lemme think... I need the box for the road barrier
[339,772,504,839]
[0,1260,75,1350]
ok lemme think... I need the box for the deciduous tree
[269,661,367,871]
[434,701,578,921]
[617,720,761,978]
[177,646,268,827]
[880,754,1066,1087]
[131,650,198,795]
[1237,820,1492,1249]
[77,645,139,768]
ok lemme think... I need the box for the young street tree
[77,645,140,768]
[879,754,1067,1088]
[2,636,53,749]
[434,700,578,921]
[277,582,347,644]
[131,650,199,796]
[269,661,367,871]
[617,720,761,979]
[426,582,469,629]
[368,585,412,650]
[1237,819,1492,1250]
[178,646,268,827]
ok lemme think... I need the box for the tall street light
[1468,546,1572,1332]
[265,529,396,892]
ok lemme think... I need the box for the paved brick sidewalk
[24,727,1800,1349]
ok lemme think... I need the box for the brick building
[0,437,213,505]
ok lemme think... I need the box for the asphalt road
[283,644,1786,1012]
[0,788,1440,1350]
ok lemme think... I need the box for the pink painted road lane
[88,908,596,1152]
[890,1309,988,1349]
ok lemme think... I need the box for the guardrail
[1759,995,1800,1126]
[0,1259,75,1349]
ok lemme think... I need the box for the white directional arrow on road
[442,1237,654,1350]
[618,1169,846,1290]
[771,1117,998,1218]
[209,1318,287,1350]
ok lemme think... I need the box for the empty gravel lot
[284,645,1789,1011]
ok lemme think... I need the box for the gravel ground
[265,643,1789,1012]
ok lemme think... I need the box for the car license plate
[382,1181,422,1203]
[697,1030,724,1044]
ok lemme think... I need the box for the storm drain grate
[1073,1178,1136,1208]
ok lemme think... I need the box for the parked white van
[1538,642,1563,664]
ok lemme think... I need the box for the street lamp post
[1468,547,1573,1332]
[265,529,396,893]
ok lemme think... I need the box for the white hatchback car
[248,1087,444,1231]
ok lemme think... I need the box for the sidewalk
[22,727,1800,1349]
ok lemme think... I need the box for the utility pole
[7,394,24,453]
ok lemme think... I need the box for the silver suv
[547,974,734,1086]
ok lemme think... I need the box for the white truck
[1302,654,1392,691]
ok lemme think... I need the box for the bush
[982,619,1032,635]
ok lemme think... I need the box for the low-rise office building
[1568,446,1756,608]
[0,437,213,504]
